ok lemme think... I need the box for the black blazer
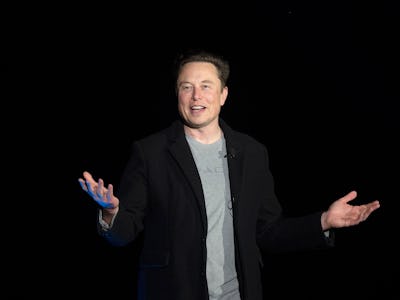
[99,118,333,300]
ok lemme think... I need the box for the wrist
[103,206,118,217]
[321,211,330,231]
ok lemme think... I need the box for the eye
[180,84,193,91]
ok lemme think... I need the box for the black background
[7,1,398,299]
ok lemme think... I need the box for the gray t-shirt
[186,134,241,300]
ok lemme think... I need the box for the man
[78,49,380,300]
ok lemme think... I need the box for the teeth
[192,106,204,110]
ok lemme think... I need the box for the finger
[83,171,99,187]
[104,184,115,208]
[78,178,88,192]
[107,184,114,201]
[341,190,357,204]
[365,201,380,217]
[83,171,94,180]
[86,180,97,197]
[359,201,380,221]
[97,178,105,197]
[358,205,369,222]
[370,200,380,210]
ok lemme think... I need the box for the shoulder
[220,119,270,159]
[221,119,266,147]
[130,120,184,148]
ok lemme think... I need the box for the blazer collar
[164,118,243,151]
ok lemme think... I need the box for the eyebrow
[179,79,215,86]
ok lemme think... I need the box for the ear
[220,86,228,106]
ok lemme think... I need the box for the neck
[184,124,222,144]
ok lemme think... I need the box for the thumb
[341,190,357,204]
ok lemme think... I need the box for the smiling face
[177,61,228,130]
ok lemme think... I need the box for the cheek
[178,93,189,103]
[177,98,188,113]
[178,97,188,108]
[210,96,223,107]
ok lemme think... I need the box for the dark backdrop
[9,1,398,299]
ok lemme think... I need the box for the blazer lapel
[167,121,208,234]
[220,119,244,212]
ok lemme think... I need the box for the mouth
[191,105,206,111]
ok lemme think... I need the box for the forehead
[178,62,218,79]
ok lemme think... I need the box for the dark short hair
[173,49,230,92]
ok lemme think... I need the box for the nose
[192,88,201,101]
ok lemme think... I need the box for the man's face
[177,62,228,129]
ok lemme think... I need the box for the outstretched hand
[321,190,380,231]
[78,171,119,212]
